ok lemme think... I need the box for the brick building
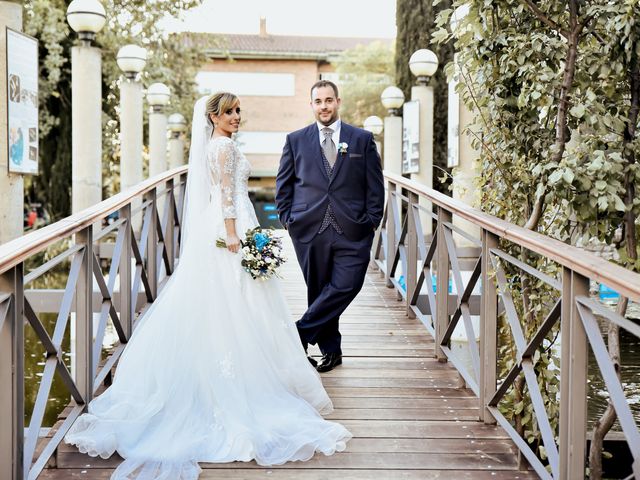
[195,19,385,189]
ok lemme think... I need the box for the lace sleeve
[210,139,238,219]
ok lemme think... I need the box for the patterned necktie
[321,127,337,167]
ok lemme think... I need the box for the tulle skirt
[65,197,351,479]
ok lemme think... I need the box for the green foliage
[23,0,212,218]
[434,0,640,468]
[434,0,640,253]
[395,0,454,190]
[332,41,395,127]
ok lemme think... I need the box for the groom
[276,80,385,372]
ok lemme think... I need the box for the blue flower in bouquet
[253,232,269,252]
[216,227,286,280]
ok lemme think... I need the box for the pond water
[587,302,640,428]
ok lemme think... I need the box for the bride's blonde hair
[206,92,239,126]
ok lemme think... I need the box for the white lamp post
[380,86,404,176]
[116,44,146,80]
[380,86,405,116]
[409,49,438,236]
[147,83,170,111]
[167,113,187,169]
[363,115,384,154]
[66,0,106,428]
[363,115,384,136]
[117,44,146,197]
[66,0,106,45]
[409,49,439,86]
[67,0,106,215]
[147,83,170,179]
[448,4,481,253]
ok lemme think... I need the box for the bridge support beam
[559,269,589,478]
[435,207,451,362]
[479,230,498,423]
[0,264,24,480]
[75,228,94,404]
[406,191,419,319]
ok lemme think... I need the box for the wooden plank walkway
[41,235,537,479]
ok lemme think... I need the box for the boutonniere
[338,142,348,154]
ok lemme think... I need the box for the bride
[65,92,352,479]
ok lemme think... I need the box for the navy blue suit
[275,122,385,354]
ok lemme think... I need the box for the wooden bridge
[1,167,639,479]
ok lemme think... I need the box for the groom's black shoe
[316,353,342,373]
[304,347,318,367]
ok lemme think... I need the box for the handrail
[374,172,640,479]
[384,171,640,301]
[0,165,188,274]
[0,167,188,480]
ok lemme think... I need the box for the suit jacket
[275,122,385,243]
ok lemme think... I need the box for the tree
[434,1,640,476]
[395,0,454,189]
[22,0,212,219]
[331,41,395,128]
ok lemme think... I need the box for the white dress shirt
[316,119,341,148]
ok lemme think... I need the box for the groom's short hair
[310,80,339,99]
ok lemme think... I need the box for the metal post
[385,180,397,288]
[165,179,175,273]
[479,229,498,423]
[0,264,24,480]
[559,268,589,478]
[74,227,94,403]
[406,191,419,318]
[0,2,24,244]
[145,189,158,299]
[71,44,102,213]
[119,203,132,338]
[435,207,451,362]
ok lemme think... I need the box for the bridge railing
[0,165,188,480]
[373,172,640,480]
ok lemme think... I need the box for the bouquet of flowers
[216,227,286,280]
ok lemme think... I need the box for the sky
[160,0,397,38]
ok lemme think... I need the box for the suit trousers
[291,226,374,355]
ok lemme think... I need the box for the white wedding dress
[65,98,351,480]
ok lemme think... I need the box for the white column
[168,135,185,169]
[119,80,143,192]
[382,116,402,175]
[71,44,102,213]
[148,108,167,178]
[452,98,480,245]
[410,84,434,236]
[0,2,23,244]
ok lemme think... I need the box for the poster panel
[7,28,38,175]
[402,100,420,174]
